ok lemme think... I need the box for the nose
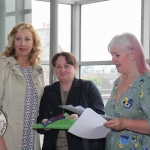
[60,66,65,72]
[111,55,116,63]
[20,39,25,46]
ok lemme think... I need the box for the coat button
[49,111,53,114]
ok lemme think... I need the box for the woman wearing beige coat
[0,22,44,150]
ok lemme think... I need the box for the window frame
[35,0,150,81]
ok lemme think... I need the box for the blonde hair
[2,22,42,65]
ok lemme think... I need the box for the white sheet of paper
[68,108,111,139]
[59,105,85,115]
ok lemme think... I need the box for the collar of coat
[45,78,83,105]
[0,55,43,75]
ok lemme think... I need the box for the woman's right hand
[42,119,48,124]
[42,119,50,131]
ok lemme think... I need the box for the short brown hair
[51,52,77,67]
[2,22,42,65]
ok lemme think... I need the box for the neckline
[114,74,143,102]
[17,64,32,69]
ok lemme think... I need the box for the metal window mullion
[71,3,81,78]
[0,0,6,52]
[50,0,58,84]
[143,0,150,60]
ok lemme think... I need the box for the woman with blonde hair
[0,22,44,150]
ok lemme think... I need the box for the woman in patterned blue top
[103,33,150,150]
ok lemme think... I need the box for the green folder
[33,113,75,130]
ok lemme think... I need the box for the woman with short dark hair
[37,51,105,150]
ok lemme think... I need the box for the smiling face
[110,46,135,75]
[14,29,34,58]
[54,56,77,83]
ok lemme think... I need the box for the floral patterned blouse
[105,73,150,150]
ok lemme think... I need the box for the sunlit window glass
[32,0,50,94]
[32,0,50,61]
[81,0,141,61]
[81,65,119,105]
[41,65,50,86]
[58,4,71,52]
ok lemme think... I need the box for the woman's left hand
[103,118,127,130]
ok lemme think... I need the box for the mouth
[115,64,120,68]
[19,48,26,51]
[60,74,66,76]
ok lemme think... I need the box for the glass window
[6,0,15,12]
[24,0,32,9]
[25,14,32,23]
[42,65,50,86]
[6,16,16,35]
[32,0,50,61]
[58,4,71,52]
[81,0,141,61]
[81,65,118,105]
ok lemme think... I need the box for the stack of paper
[33,105,112,139]
[59,105,112,139]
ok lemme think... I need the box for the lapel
[2,57,23,76]
[51,82,62,105]
[0,56,43,77]
[50,82,64,114]
[32,65,43,78]
[66,78,81,105]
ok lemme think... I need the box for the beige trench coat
[0,55,44,150]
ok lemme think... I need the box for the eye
[25,38,30,41]
[65,65,69,68]
[55,65,61,69]
[116,54,120,57]
[16,37,20,41]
